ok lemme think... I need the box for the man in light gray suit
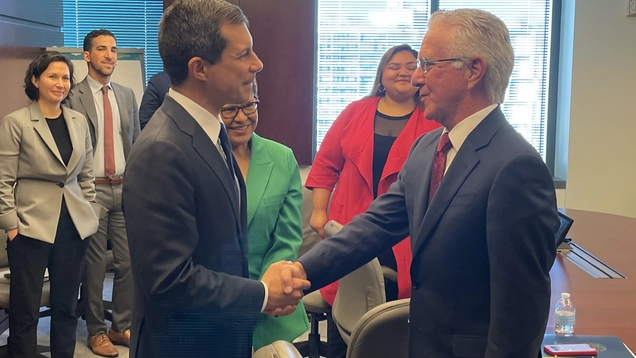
[66,29,140,358]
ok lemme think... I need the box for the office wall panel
[0,0,63,27]
[159,0,315,165]
[239,0,315,165]
[0,0,63,47]
[0,48,43,116]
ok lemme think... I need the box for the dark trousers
[7,205,90,358]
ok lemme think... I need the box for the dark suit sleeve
[130,88,141,141]
[299,161,411,292]
[123,139,265,315]
[484,154,558,358]
[139,75,167,130]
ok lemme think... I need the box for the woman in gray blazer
[0,51,103,358]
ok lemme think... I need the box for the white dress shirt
[86,75,126,177]
[443,104,498,173]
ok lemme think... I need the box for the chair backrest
[0,231,8,267]
[298,165,322,257]
[346,299,410,358]
[332,257,386,344]
[253,340,303,358]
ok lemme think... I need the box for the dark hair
[24,51,75,101]
[159,0,248,86]
[368,44,419,98]
[83,29,117,51]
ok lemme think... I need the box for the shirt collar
[168,88,222,142]
[86,75,112,95]
[445,104,498,152]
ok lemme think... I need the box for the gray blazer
[0,102,104,244]
[66,77,140,158]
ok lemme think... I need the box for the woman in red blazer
[306,44,440,357]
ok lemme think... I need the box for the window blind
[439,0,552,158]
[316,0,553,158]
[62,0,164,84]
[316,0,430,151]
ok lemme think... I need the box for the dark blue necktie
[218,124,238,197]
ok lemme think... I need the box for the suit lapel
[76,79,99,135]
[62,106,82,172]
[412,144,479,256]
[192,125,241,224]
[412,108,505,256]
[163,97,242,227]
[245,134,274,228]
[29,103,64,165]
[113,84,131,150]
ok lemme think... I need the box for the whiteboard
[46,47,146,104]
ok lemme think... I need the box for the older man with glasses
[284,8,560,358]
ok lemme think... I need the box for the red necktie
[102,86,115,178]
[428,132,452,203]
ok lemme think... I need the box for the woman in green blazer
[220,83,309,350]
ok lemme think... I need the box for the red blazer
[306,96,440,305]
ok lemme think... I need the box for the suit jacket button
[412,281,420,290]
[58,182,64,188]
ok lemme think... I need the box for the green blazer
[245,133,309,350]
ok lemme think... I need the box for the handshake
[261,261,310,317]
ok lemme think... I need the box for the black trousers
[7,204,90,358]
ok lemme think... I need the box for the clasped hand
[261,261,309,317]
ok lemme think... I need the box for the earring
[378,83,385,93]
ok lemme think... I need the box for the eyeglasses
[220,99,259,119]
[418,58,465,74]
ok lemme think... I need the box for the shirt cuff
[260,280,268,312]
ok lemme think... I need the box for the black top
[372,110,411,296]
[46,113,72,166]
[372,110,411,198]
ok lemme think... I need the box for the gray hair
[159,0,248,86]
[367,44,418,98]
[429,9,514,103]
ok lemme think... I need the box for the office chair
[331,257,386,345]
[345,298,410,358]
[293,166,329,358]
[254,340,304,358]
[294,290,328,358]
[0,232,51,357]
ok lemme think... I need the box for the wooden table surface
[547,209,636,349]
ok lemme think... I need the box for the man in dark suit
[138,71,170,130]
[66,29,139,357]
[289,8,559,358]
[122,1,309,357]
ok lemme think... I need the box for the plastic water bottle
[555,292,576,336]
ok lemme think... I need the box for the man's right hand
[310,210,328,239]
[262,261,311,316]
[6,228,18,241]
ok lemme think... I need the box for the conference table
[547,209,636,349]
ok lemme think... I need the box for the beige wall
[561,0,636,218]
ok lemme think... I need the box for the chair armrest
[381,266,397,283]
